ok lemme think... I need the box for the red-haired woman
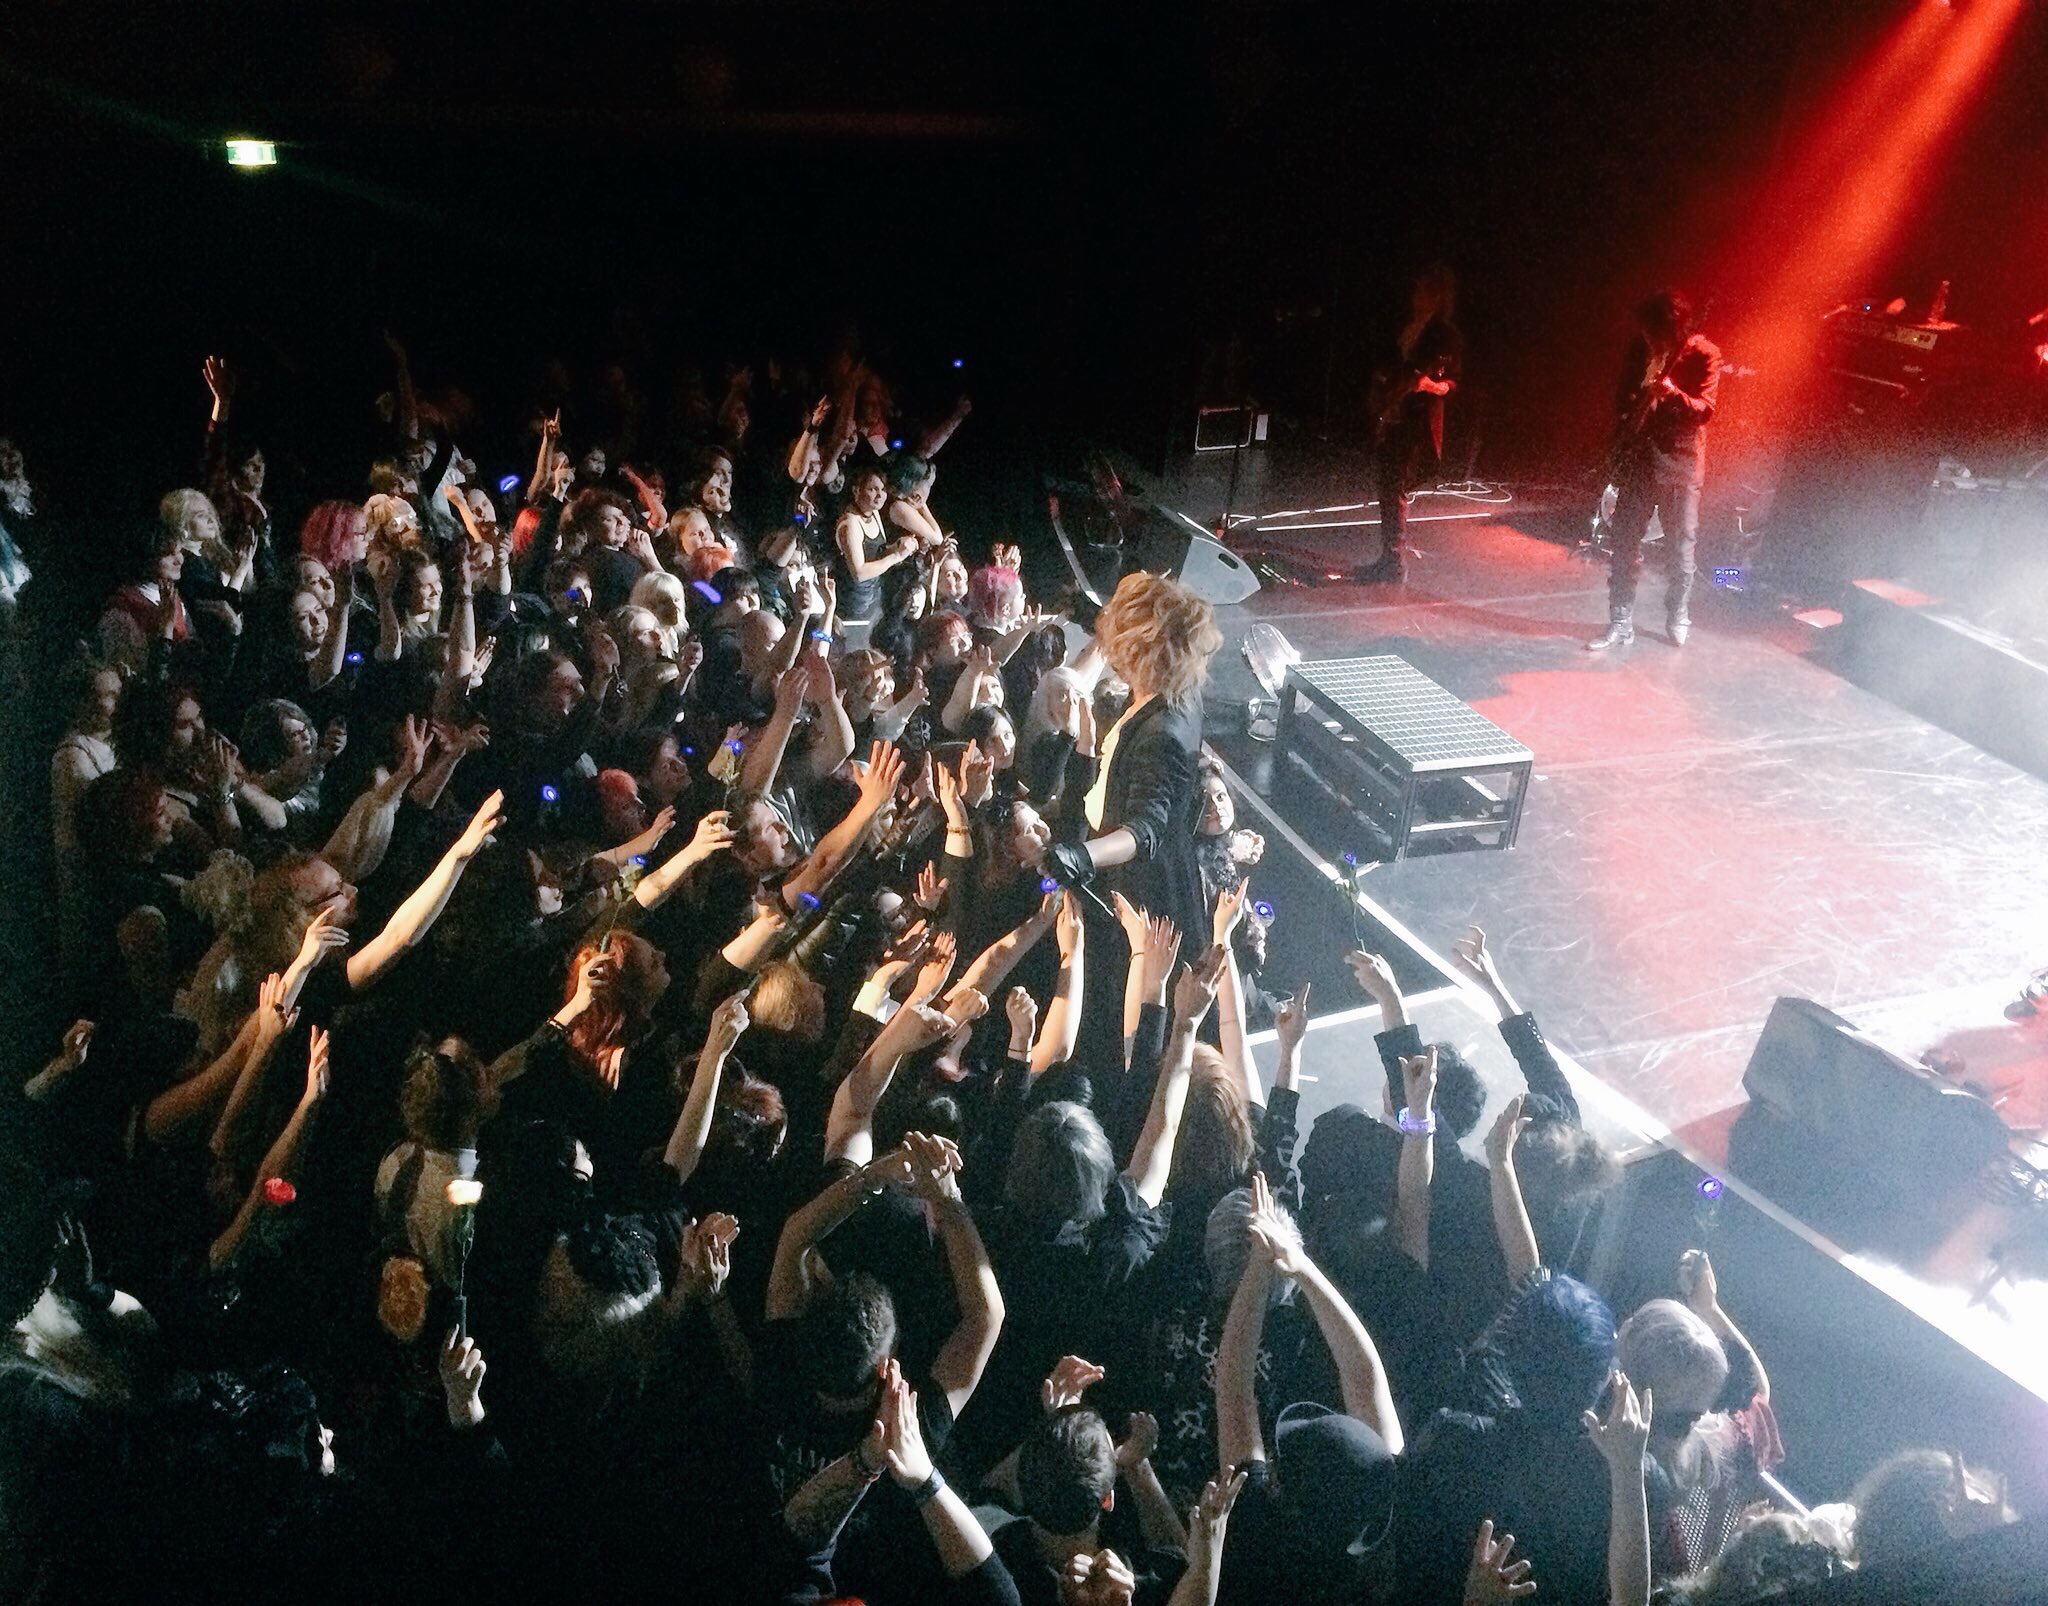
[493,933,677,1192]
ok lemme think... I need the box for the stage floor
[1193,487,2048,1141]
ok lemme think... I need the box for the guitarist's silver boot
[1666,576,1694,646]
[1586,607,1635,651]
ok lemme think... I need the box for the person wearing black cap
[1212,1173,1405,1606]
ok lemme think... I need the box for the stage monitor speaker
[1730,997,2010,1257]
[1126,508,1261,604]
[1740,997,2007,1179]
[1175,532,1262,603]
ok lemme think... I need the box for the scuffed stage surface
[1196,491,2048,1142]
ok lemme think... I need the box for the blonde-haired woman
[1042,570,1221,938]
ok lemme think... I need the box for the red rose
[262,1177,298,1207]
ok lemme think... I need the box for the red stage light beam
[1719,0,2025,429]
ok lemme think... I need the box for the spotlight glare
[225,138,277,168]
[497,473,521,493]
[540,784,559,804]
[1251,899,1275,921]
[1696,1175,1725,1201]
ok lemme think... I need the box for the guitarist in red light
[1359,265,1463,585]
[1589,289,1722,650]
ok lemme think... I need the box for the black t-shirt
[948,1178,1167,1482]
[1217,1456,1388,1606]
[1394,1410,1612,1606]
[991,1517,1185,1606]
[756,1321,959,1599]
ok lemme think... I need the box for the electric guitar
[1372,356,1453,439]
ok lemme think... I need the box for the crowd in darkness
[0,334,2020,1604]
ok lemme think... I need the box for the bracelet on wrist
[906,1467,945,1505]
[1397,1105,1437,1136]
[851,1441,886,1482]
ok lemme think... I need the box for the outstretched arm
[210,1027,329,1268]
[345,790,504,990]
[1586,1373,1653,1606]
[1247,1171,1403,1454]
[1394,1049,1436,1270]
[1165,1473,1246,1606]
[1124,945,1225,1208]
[911,1134,1004,1419]
[1484,1096,1542,1285]
[765,1150,905,1321]
[1216,1225,1273,1473]
[781,740,904,910]
[1031,894,1085,1074]
[663,996,748,1184]
[1679,1250,1769,1405]
[1212,883,1261,1110]
[311,566,353,692]
[633,810,735,910]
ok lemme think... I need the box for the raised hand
[676,1213,739,1303]
[1172,942,1229,1024]
[1112,890,1148,949]
[570,946,621,1013]
[394,714,431,781]
[1582,1370,1653,1474]
[936,984,989,1036]
[1139,913,1183,1001]
[1005,985,1039,1043]
[1462,1518,1538,1603]
[51,1214,95,1301]
[1677,1248,1721,1319]
[320,718,349,762]
[706,993,751,1057]
[910,930,958,1005]
[934,752,967,826]
[772,662,808,713]
[874,1358,934,1487]
[1187,1469,1248,1566]
[59,1019,96,1070]
[903,1130,965,1206]
[1245,1170,1307,1278]
[202,354,235,420]
[682,809,736,867]
[959,739,994,808]
[1040,1354,1106,1412]
[1275,981,1312,1054]
[914,861,946,913]
[1401,1047,1439,1124]
[1060,1549,1136,1606]
[251,971,300,1047]
[872,998,956,1063]
[439,1329,488,1430]
[1212,878,1250,946]
[303,1026,332,1107]
[1345,949,1399,1004]
[293,905,351,973]
[452,789,506,858]
[1484,1093,1531,1168]
[857,739,906,810]
[1114,1410,1159,1471]
[1054,887,1084,959]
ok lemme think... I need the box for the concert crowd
[0,338,2016,1604]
